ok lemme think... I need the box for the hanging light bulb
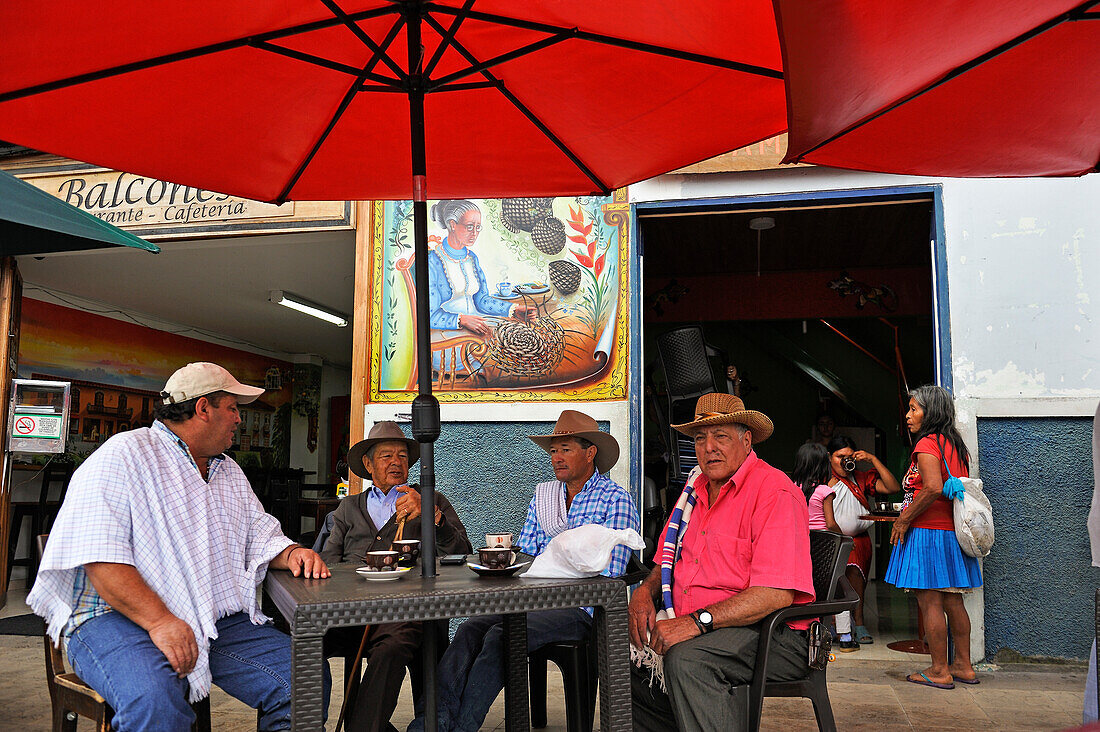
[748,216,775,278]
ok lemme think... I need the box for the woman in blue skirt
[886,385,982,689]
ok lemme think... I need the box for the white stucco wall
[631,166,1100,415]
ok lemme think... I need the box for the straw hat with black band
[671,392,774,442]
[347,421,421,479]
[528,410,619,475]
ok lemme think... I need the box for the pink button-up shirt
[671,451,815,629]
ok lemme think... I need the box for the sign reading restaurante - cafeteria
[12,163,352,239]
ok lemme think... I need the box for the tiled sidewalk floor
[0,632,1085,731]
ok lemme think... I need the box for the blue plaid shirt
[517,470,638,581]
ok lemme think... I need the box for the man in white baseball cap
[29,361,330,731]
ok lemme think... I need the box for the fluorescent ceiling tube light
[269,290,348,327]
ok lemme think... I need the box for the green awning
[0,169,158,255]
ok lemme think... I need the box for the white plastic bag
[522,524,645,578]
[945,476,995,558]
[832,482,873,536]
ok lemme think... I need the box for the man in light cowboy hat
[629,392,815,732]
[409,409,638,732]
[321,421,470,732]
[29,362,330,731]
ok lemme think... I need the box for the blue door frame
[628,184,950,500]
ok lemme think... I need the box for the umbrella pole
[406,6,441,732]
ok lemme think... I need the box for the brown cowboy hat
[671,392,774,443]
[528,410,619,474]
[347,421,420,479]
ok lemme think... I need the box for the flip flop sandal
[907,672,955,690]
[855,625,873,644]
[954,676,980,685]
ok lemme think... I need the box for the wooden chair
[36,535,214,732]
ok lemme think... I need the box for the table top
[859,513,901,522]
[265,562,628,631]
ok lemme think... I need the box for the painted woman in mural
[427,199,535,337]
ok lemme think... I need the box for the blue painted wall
[402,420,617,549]
[978,417,1097,660]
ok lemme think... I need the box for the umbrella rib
[251,41,401,88]
[275,16,409,202]
[0,6,399,104]
[319,0,409,82]
[431,81,497,93]
[428,31,574,89]
[795,2,1091,160]
[422,14,609,194]
[423,0,476,78]
[425,3,783,79]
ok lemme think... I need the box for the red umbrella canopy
[0,1,786,202]
[777,0,1100,177]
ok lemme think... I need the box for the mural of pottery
[549,259,581,294]
[500,197,553,233]
[530,216,566,255]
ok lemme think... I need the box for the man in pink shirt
[629,392,815,731]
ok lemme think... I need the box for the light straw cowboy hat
[671,392,774,443]
[347,421,421,479]
[528,410,620,475]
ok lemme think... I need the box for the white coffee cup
[485,532,513,549]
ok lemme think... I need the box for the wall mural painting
[17,298,294,467]
[370,191,630,402]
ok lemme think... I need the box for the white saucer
[356,566,413,581]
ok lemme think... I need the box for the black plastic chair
[733,530,859,731]
[528,555,651,731]
[265,468,305,540]
[655,326,731,492]
[7,464,72,588]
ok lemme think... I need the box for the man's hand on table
[148,614,198,677]
[276,545,330,578]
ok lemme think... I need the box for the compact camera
[841,456,857,473]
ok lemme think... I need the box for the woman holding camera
[886,385,982,689]
[827,435,900,648]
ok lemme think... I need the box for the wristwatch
[692,609,714,634]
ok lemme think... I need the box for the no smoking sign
[11,413,63,439]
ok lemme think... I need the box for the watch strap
[691,610,708,634]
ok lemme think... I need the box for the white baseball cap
[161,362,264,405]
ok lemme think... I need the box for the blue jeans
[408,609,592,732]
[68,610,330,731]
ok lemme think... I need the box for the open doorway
[639,189,942,658]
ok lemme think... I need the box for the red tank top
[902,436,967,530]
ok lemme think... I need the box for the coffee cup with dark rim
[393,539,421,566]
[477,546,517,570]
[365,550,399,572]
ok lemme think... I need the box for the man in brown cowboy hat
[408,409,638,732]
[321,421,471,732]
[628,393,815,732]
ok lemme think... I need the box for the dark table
[264,562,632,731]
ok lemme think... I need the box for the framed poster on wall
[367,190,631,404]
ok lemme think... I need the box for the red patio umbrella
[777,0,1100,177]
[0,3,786,727]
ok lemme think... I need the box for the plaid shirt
[30,420,292,700]
[517,470,638,579]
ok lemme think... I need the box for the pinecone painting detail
[501,198,552,233]
[530,216,566,255]
[549,260,581,295]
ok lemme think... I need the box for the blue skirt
[885,526,982,590]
